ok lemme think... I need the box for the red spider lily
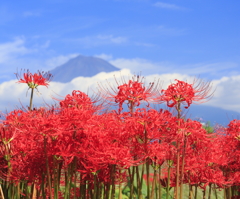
[161,79,213,109]
[119,108,176,166]
[219,120,240,187]
[0,124,17,180]
[58,90,100,138]
[172,118,209,142]
[177,122,230,190]
[98,75,162,113]
[3,108,62,183]
[227,119,240,139]
[60,90,93,110]
[115,80,149,112]
[15,69,53,89]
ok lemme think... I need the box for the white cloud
[206,75,240,112]
[153,2,186,10]
[0,38,31,64]
[109,58,169,75]
[109,58,238,78]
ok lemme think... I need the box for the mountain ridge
[50,54,120,83]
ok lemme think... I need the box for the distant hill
[157,104,240,126]
[185,105,240,126]
[51,55,120,83]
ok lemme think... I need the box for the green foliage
[202,121,214,134]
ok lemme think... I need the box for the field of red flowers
[0,70,240,199]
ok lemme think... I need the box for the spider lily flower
[15,69,53,110]
[15,69,53,89]
[161,79,213,109]
[60,90,93,109]
[98,75,162,113]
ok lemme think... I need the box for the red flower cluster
[16,69,53,89]
[115,80,151,112]
[161,79,195,108]
[98,75,161,113]
[60,90,93,109]
[161,79,213,109]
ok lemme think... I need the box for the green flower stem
[139,163,145,199]
[180,136,187,199]
[214,184,218,199]
[189,184,193,199]
[44,137,52,199]
[80,180,87,199]
[150,167,157,199]
[158,165,162,199]
[208,183,212,199]
[105,179,110,199]
[136,166,142,198]
[143,125,150,199]
[129,166,135,199]
[64,166,71,199]
[29,87,34,111]
[188,174,193,199]
[118,169,123,199]
[194,184,198,199]
[175,102,181,199]
[93,174,97,199]
[53,157,59,199]
[41,173,46,199]
[203,188,206,199]
[73,169,77,199]
[145,162,149,199]
[70,158,77,199]
[166,161,171,199]
[110,165,116,199]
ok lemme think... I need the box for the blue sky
[0,0,240,116]
[1,0,239,77]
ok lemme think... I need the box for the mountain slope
[51,55,120,83]
[187,105,240,126]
